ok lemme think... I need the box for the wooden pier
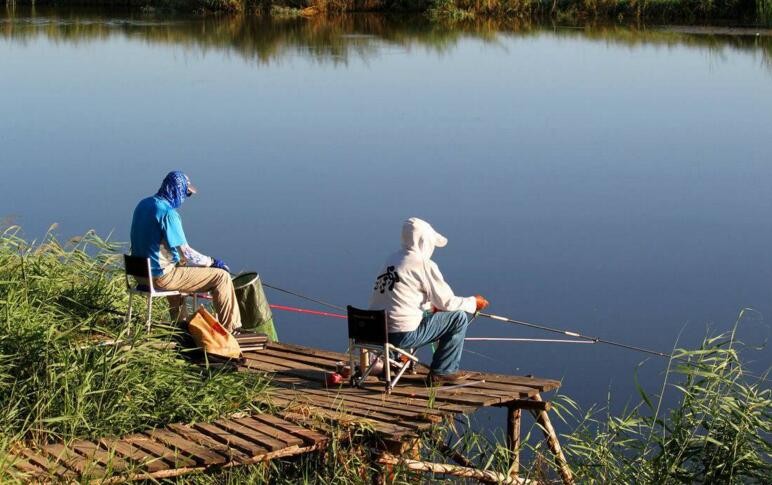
[5,341,571,484]
[242,342,573,484]
[5,414,326,483]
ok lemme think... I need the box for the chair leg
[390,360,412,391]
[125,293,133,325]
[384,345,392,392]
[146,296,153,333]
[349,340,357,386]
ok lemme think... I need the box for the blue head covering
[156,171,190,209]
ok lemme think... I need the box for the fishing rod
[260,283,672,357]
[478,312,672,359]
[465,337,594,344]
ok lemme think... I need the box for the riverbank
[5,0,771,24]
[0,228,769,483]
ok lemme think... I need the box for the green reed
[0,227,269,479]
[548,313,770,483]
[0,227,768,483]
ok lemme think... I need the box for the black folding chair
[347,306,419,394]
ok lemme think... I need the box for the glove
[211,258,230,273]
[475,295,489,312]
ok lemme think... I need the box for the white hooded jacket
[368,218,477,333]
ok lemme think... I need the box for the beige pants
[154,267,242,331]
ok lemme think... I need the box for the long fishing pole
[465,337,594,344]
[478,312,672,358]
[259,282,672,358]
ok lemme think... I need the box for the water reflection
[2,6,771,67]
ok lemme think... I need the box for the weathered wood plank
[285,386,445,423]
[167,423,252,462]
[358,382,502,407]
[100,437,170,473]
[149,429,228,465]
[45,442,106,477]
[236,417,304,447]
[248,413,328,445]
[192,422,268,457]
[267,342,346,362]
[125,434,197,468]
[6,453,45,476]
[267,342,560,391]
[271,389,431,431]
[70,440,130,473]
[20,449,73,479]
[213,419,286,452]
[268,394,413,439]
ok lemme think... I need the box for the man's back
[130,196,186,277]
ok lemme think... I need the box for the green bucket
[232,272,278,342]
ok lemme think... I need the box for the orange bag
[187,306,242,359]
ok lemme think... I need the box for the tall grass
[0,227,268,473]
[559,316,770,483]
[402,321,770,484]
[0,227,769,483]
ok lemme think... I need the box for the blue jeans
[389,311,471,375]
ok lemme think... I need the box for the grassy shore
[0,227,769,483]
[5,0,771,23]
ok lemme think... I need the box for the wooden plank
[6,453,45,476]
[244,353,326,373]
[287,386,446,423]
[268,394,412,439]
[192,422,268,457]
[268,342,561,391]
[70,440,130,472]
[269,342,346,362]
[358,382,502,407]
[125,434,197,469]
[20,449,73,479]
[235,416,304,447]
[45,442,106,477]
[168,423,252,462]
[100,437,169,473]
[270,376,476,414]
[213,419,287,452]
[148,429,228,465]
[276,387,437,427]
[472,372,561,392]
[261,347,341,369]
[395,373,538,398]
[271,376,463,415]
[271,389,431,431]
[248,413,328,445]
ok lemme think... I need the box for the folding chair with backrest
[123,254,198,332]
[347,305,420,394]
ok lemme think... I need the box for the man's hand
[475,295,489,312]
[211,258,230,273]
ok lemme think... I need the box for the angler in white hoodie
[369,218,489,383]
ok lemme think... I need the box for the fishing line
[478,312,672,358]
[261,282,346,311]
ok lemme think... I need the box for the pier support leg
[506,406,521,478]
[530,395,573,485]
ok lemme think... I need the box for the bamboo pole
[530,395,574,485]
[378,453,532,485]
[507,406,521,478]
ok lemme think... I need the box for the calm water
[2,8,771,425]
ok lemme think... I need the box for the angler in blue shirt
[130,171,242,332]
